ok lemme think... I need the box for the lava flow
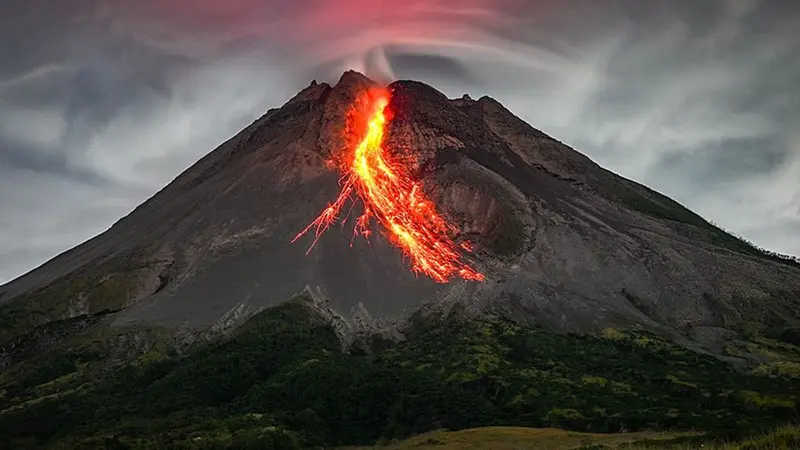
[292,87,484,283]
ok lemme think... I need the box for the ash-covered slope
[1,71,798,352]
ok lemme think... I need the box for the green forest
[1,295,798,449]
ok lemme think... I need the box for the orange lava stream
[292,88,484,283]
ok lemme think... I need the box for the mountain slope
[0,71,799,357]
[1,72,799,448]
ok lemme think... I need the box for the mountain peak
[337,69,375,88]
[1,71,798,358]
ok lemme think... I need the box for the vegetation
[0,296,798,449]
[603,176,800,269]
[342,425,800,449]
[0,273,136,344]
[340,426,697,449]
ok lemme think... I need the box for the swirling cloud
[1,0,798,283]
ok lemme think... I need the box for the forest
[0,296,798,449]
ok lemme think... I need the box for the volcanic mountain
[1,71,799,359]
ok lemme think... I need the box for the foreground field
[341,427,694,449]
[342,425,800,450]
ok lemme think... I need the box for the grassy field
[341,426,696,449]
[341,425,800,450]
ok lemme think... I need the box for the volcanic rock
[1,71,799,356]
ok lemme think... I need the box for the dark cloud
[386,51,481,88]
[1,0,799,283]
[0,141,109,185]
[656,136,790,182]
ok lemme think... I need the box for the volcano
[1,71,799,357]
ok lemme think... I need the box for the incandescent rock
[1,72,799,358]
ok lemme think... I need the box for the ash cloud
[1,0,799,282]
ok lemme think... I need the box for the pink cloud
[108,0,551,79]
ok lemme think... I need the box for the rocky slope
[1,71,798,358]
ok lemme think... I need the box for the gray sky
[1,0,799,284]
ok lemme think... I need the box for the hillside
[342,426,800,450]
[1,72,799,361]
[1,297,798,448]
[0,71,799,448]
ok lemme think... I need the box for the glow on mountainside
[292,87,483,283]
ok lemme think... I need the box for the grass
[339,426,693,449]
[340,425,800,450]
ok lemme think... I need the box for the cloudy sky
[1,0,798,283]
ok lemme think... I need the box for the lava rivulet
[293,88,484,283]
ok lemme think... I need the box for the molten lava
[293,87,484,283]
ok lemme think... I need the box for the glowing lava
[293,87,484,283]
